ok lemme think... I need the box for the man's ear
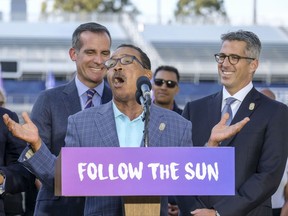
[145,69,153,80]
[69,48,77,61]
[249,59,259,75]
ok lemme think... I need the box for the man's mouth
[112,75,126,88]
[114,77,124,84]
[222,71,233,75]
[90,67,103,72]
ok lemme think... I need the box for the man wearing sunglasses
[152,65,182,115]
[152,65,182,216]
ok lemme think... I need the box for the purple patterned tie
[222,97,236,125]
[84,89,96,109]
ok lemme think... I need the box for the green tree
[175,0,228,24]
[53,0,101,13]
[44,0,137,13]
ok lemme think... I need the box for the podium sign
[55,147,235,196]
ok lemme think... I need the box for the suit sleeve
[180,120,193,147]
[214,103,288,216]
[19,114,80,189]
[0,110,34,193]
[19,143,56,189]
[1,163,34,194]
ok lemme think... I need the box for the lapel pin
[159,123,166,131]
[249,103,255,110]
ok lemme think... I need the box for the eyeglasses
[104,55,145,69]
[214,53,255,65]
[154,79,178,88]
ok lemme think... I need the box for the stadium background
[1,0,288,116]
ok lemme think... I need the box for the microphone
[136,76,152,104]
[135,90,144,106]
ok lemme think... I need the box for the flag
[45,71,56,90]
[0,62,6,95]
[0,62,4,91]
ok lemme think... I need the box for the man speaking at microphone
[3,44,249,216]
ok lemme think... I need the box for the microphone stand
[139,96,151,147]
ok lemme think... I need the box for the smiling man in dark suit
[177,30,288,216]
[19,22,113,216]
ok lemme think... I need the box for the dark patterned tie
[222,97,236,125]
[84,89,96,109]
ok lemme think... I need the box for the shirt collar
[112,101,144,121]
[222,82,253,103]
[75,75,104,97]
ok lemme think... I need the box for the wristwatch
[215,210,220,216]
[0,172,5,195]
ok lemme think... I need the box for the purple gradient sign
[55,147,234,196]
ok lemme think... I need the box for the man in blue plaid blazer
[4,44,249,216]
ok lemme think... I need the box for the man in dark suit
[0,90,25,216]
[3,44,249,215]
[22,22,113,215]
[177,30,288,216]
[0,107,33,216]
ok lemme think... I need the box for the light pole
[157,0,161,24]
[253,0,257,25]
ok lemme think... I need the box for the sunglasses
[154,79,178,88]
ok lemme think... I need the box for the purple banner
[56,147,234,196]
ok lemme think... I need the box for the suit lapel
[140,105,165,147]
[62,79,82,114]
[221,88,261,146]
[208,92,223,132]
[101,82,113,104]
[232,88,261,123]
[93,102,120,147]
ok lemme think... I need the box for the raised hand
[3,111,42,152]
[207,113,250,147]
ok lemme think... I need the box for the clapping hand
[207,113,250,147]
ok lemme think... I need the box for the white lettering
[78,162,144,181]
[159,164,170,179]
[87,163,97,180]
[118,163,128,180]
[185,162,195,180]
[207,162,219,181]
[98,164,108,180]
[128,162,143,180]
[108,164,118,180]
[148,163,160,179]
[77,162,219,182]
[195,163,206,180]
[78,163,87,181]
[185,162,219,181]
[148,163,180,180]
[170,162,179,180]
